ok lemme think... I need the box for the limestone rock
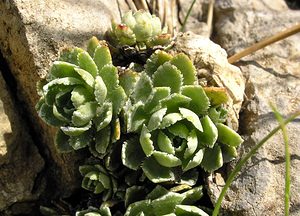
[208,0,300,215]
[0,0,120,199]
[0,72,44,212]
[172,32,245,130]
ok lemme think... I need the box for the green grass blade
[270,104,290,216]
[180,0,197,32]
[212,110,300,216]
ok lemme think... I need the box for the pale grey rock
[208,0,300,215]
[0,72,44,211]
[0,0,120,202]
[178,0,211,36]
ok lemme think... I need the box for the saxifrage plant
[122,50,243,184]
[37,9,244,216]
[107,10,171,50]
[36,37,127,158]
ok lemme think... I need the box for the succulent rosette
[124,185,208,216]
[108,10,171,49]
[79,164,118,201]
[77,185,208,216]
[122,50,244,183]
[36,37,127,155]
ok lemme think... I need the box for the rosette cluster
[36,37,127,156]
[76,185,208,216]
[108,10,171,49]
[79,164,117,201]
[122,51,243,183]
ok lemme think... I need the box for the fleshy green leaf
[61,123,91,136]
[38,103,65,126]
[114,23,136,46]
[72,102,97,126]
[198,116,218,148]
[122,11,136,29]
[111,117,121,143]
[55,87,73,106]
[201,145,223,172]
[184,130,198,159]
[79,165,98,175]
[146,186,169,201]
[175,205,209,216]
[167,122,189,139]
[153,62,183,93]
[71,86,94,108]
[124,200,152,216]
[94,102,113,131]
[181,186,203,205]
[108,86,127,115]
[182,149,204,172]
[180,169,199,186]
[179,108,203,132]
[142,156,175,183]
[74,68,95,89]
[127,102,147,132]
[157,131,175,155]
[153,151,182,167]
[50,61,78,79]
[133,11,153,42]
[53,105,70,122]
[43,77,82,95]
[98,65,118,91]
[55,129,73,152]
[170,53,197,85]
[78,51,98,77]
[147,108,167,131]
[160,113,183,129]
[93,45,112,71]
[144,87,171,113]
[125,186,148,208]
[94,76,107,105]
[181,86,210,115]
[44,86,66,105]
[95,126,111,155]
[208,107,227,123]
[68,131,92,150]
[216,123,244,147]
[221,144,238,163]
[161,94,192,112]
[140,125,154,157]
[151,193,185,215]
[132,73,153,103]
[59,47,84,65]
[203,87,229,106]
[122,137,145,170]
[119,70,139,96]
[87,36,99,57]
[98,172,111,189]
[145,50,172,76]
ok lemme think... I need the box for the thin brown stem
[207,0,214,36]
[171,0,177,35]
[228,23,300,64]
[140,0,150,11]
[158,0,165,26]
[127,0,138,12]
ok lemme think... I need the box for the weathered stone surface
[208,0,300,215]
[0,0,120,199]
[178,0,211,36]
[172,32,245,130]
[0,72,44,211]
[0,81,12,166]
